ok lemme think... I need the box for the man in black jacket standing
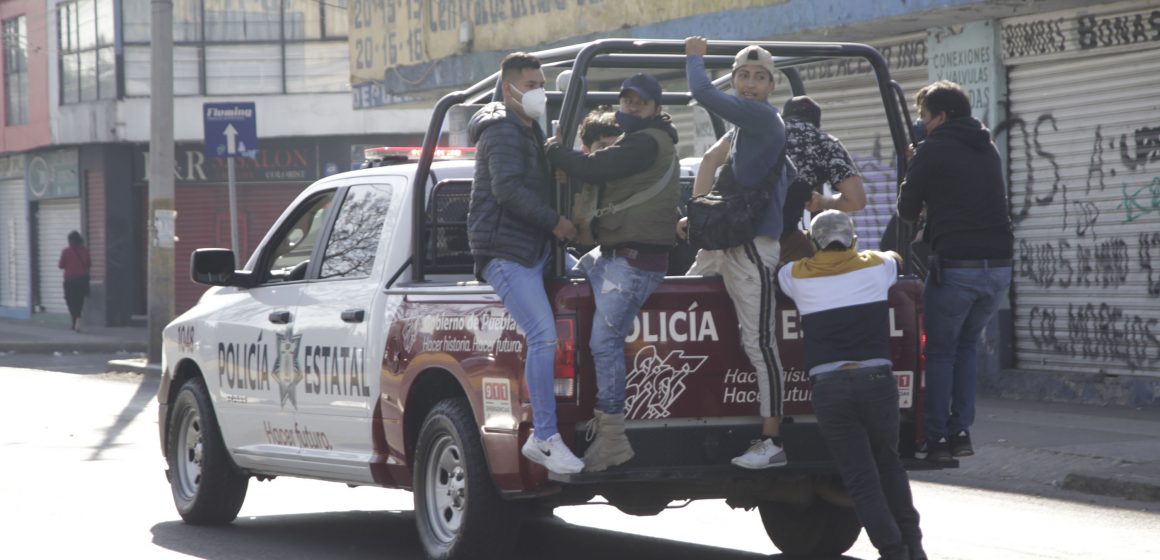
[467,52,583,475]
[897,80,1013,463]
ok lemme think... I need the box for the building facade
[0,0,430,324]
[1,0,1156,404]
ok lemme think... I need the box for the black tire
[758,499,862,557]
[613,503,668,516]
[523,501,557,520]
[166,377,249,525]
[413,398,523,560]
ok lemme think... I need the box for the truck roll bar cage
[410,39,912,282]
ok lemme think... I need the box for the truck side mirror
[191,248,252,287]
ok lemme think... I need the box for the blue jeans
[575,248,664,415]
[923,265,1012,439]
[811,366,921,556]
[483,251,559,439]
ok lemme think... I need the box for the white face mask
[509,84,547,120]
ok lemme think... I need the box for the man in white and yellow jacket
[777,210,926,560]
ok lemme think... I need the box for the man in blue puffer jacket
[467,52,583,475]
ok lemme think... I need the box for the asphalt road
[2,356,1157,559]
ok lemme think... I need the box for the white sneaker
[521,433,584,474]
[731,438,788,469]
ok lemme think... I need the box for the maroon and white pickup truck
[158,39,940,560]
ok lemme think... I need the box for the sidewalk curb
[1062,470,1160,503]
[5,342,148,354]
[106,358,161,376]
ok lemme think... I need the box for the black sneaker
[916,437,952,463]
[949,430,974,457]
[907,539,928,560]
[877,544,910,560]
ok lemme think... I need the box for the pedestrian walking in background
[897,80,1014,462]
[59,230,91,332]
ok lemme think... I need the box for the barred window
[122,0,349,98]
[58,0,117,104]
[3,16,28,125]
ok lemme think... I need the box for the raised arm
[810,176,867,213]
[806,134,866,213]
[685,37,777,130]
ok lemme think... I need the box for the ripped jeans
[574,248,665,415]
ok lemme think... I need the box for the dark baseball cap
[784,95,822,128]
[619,73,662,104]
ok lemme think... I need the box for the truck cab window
[319,183,394,279]
[266,192,335,282]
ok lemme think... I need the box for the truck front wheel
[413,398,522,560]
[167,377,249,525]
[758,499,861,557]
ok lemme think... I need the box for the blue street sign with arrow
[203,102,258,157]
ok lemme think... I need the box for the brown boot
[582,411,634,472]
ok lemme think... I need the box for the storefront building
[3,0,1156,403]
[1000,1,1160,385]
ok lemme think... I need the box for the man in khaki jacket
[545,73,680,471]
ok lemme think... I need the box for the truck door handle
[341,309,366,323]
[268,310,292,324]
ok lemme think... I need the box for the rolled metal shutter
[0,180,30,310]
[35,199,83,315]
[1006,8,1160,376]
[175,183,303,313]
[775,33,929,250]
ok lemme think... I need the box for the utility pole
[147,0,175,364]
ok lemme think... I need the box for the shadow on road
[89,372,159,461]
[151,509,868,560]
[0,351,136,374]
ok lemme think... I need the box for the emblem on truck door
[273,328,304,408]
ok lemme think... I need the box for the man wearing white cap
[778,210,925,560]
[679,36,794,469]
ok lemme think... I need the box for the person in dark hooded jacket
[897,80,1013,465]
[544,73,680,472]
[468,52,584,475]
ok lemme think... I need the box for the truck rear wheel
[758,499,861,557]
[413,398,522,560]
[167,377,249,525]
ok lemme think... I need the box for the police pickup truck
[158,39,938,560]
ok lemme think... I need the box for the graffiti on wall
[1007,107,1160,371]
[850,136,899,251]
[1027,303,1159,371]
[1003,9,1160,60]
